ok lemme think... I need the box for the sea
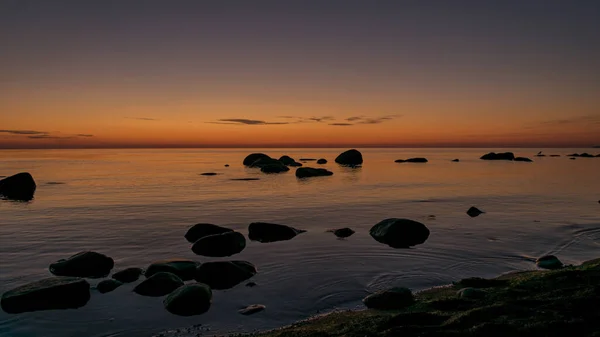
[0,148,598,337]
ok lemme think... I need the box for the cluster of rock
[242,153,334,177]
[568,153,600,158]
[480,152,533,162]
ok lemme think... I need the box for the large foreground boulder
[248,222,306,243]
[145,259,200,281]
[0,172,37,201]
[133,272,184,297]
[112,267,144,283]
[395,158,428,163]
[480,152,515,161]
[295,167,333,178]
[363,287,414,310]
[164,284,212,316]
[536,255,563,270]
[369,218,430,248]
[243,153,271,166]
[184,223,233,243]
[191,231,246,257]
[335,149,363,166]
[194,261,257,290]
[1,277,90,314]
[49,251,114,278]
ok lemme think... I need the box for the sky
[1,0,599,148]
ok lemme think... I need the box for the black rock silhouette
[467,207,485,218]
[0,172,36,201]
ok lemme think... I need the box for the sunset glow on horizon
[1,1,599,149]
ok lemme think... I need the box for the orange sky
[1,1,599,148]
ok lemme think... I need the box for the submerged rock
[1,277,90,314]
[112,268,143,283]
[191,231,246,257]
[330,228,355,238]
[230,178,260,181]
[568,153,596,158]
[550,155,560,157]
[133,272,184,297]
[224,164,230,167]
[335,149,363,166]
[239,304,266,315]
[200,172,219,176]
[194,261,257,290]
[369,218,430,248]
[452,159,460,162]
[243,153,270,166]
[49,251,114,278]
[248,222,306,243]
[514,157,533,162]
[467,206,485,218]
[317,158,327,164]
[299,158,317,161]
[480,152,515,161]
[260,164,290,174]
[363,287,414,310]
[295,167,333,178]
[184,223,233,243]
[536,255,563,270]
[249,157,290,173]
[0,172,37,201]
[145,259,200,281]
[97,279,122,294]
[164,284,212,316]
[395,158,428,163]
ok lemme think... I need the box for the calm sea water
[1,148,599,337]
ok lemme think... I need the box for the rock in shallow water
[145,259,200,281]
[184,223,233,243]
[330,227,355,238]
[335,149,363,166]
[0,172,37,201]
[134,272,184,297]
[239,304,266,315]
[1,277,90,314]
[395,158,428,163]
[295,167,333,178]
[191,231,246,257]
[369,218,430,248]
[164,284,212,316]
[363,287,414,310]
[112,268,143,283]
[279,155,302,167]
[49,251,114,278]
[243,153,270,166]
[536,255,563,270]
[317,158,327,164]
[467,206,485,218]
[97,279,123,294]
[480,152,515,161]
[248,222,306,243]
[194,261,257,290]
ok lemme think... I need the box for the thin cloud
[0,129,48,135]
[208,118,289,125]
[277,116,298,119]
[76,134,94,137]
[306,116,335,123]
[540,114,600,125]
[126,117,158,121]
[329,123,354,126]
[28,135,74,139]
[355,114,402,124]
[346,116,364,122]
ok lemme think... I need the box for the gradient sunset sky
[1,0,599,148]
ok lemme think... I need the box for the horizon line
[0,145,598,150]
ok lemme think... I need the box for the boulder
[49,251,114,278]
[112,268,143,283]
[97,279,122,294]
[536,255,563,270]
[457,287,487,299]
[133,272,184,297]
[467,206,485,218]
[330,228,355,238]
[369,218,430,248]
[249,157,290,173]
[452,159,460,162]
[335,149,363,166]
[145,259,200,281]
[248,222,306,243]
[184,223,233,243]
[200,172,218,176]
[295,167,333,178]
[243,153,271,166]
[395,158,428,163]
[480,152,515,161]
[362,287,414,310]
[317,158,327,164]
[192,231,246,257]
[279,155,302,167]
[194,261,257,290]
[514,157,533,162]
[224,164,230,167]
[239,304,266,315]
[1,277,90,314]
[260,164,290,174]
[164,284,212,316]
[0,172,37,201]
